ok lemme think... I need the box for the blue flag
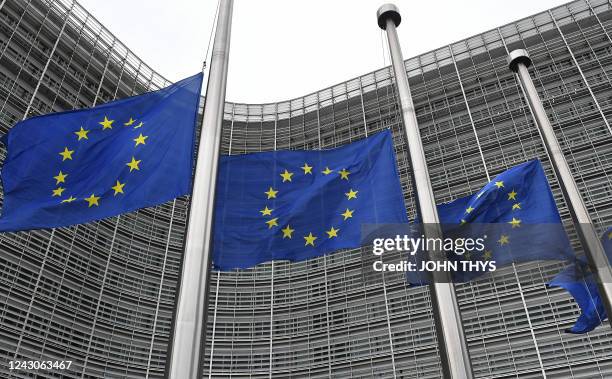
[0,73,203,232]
[548,227,611,333]
[408,160,574,284]
[212,130,408,270]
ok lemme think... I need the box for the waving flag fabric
[548,227,611,333]
[212,130,408,270]
[0,73,203,232]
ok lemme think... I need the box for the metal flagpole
[508,49,612,328]
[167,0,233,378]
[376,4,473,378]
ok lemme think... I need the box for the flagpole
[167,1,233,378]
[508,49,612,328]
[377,4,473,378]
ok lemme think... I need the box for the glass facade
[0,0,611,378]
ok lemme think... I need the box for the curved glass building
[0,0,612,378]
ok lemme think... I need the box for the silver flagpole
[377,4,473,378]
[508,49,612,328]
[167,0,233,378]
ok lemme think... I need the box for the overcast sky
[79,0,567,104]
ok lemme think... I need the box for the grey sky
[79,0,567,103]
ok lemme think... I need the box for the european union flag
[412,160,574,283]
[212,130,408,270]
[0,73,203,232]
[548,227,611,333]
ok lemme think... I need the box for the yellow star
[301,163,313,174]
[495,181,504,188]
[608,231,612,240]
[281,225,294,239]
[508,217,521,228]
[112,180,126,196]
[74,126,89,141]
[322,166,333,175]
[53,171,68,185]
[326,227,339,238]
[512,203,521,211]
[345,189,358,200]
[85,193,100,207]
[124,117,136,126]
[339,169,350,180]
[52,187,65,197]
[99,116,114,130]
[465,206,474,214]
[266,218,279,229]
[508,190,518,200]
[260,206,273,216]
[280,169,293,182]
[61,196,76,204]
[133,133,148,147]
[341,208,354,220]
[483,250,493,260]
[498,234,510,246]
[265,187,278,199]
[304,232,317,246]
[134,121,144,129]
[59,147,74,161]
[126,156,141,172]
[460,219,467,225]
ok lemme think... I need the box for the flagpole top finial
[377,4,401,30]
[508,49,532,72]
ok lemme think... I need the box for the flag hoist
[376,4,474,378]
[166,0,233,378]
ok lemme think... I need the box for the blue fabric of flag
[548,227,611,333]
[0,73,203,232]
[212,130,409,270]
[408,159,574,284]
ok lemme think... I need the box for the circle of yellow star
[507,190,518,201]
[304,232,317,246]
[495,181,504,188]
[53,171,68,185]
[265,187,278,199]
[465,206,474,214]
[74,126,89,140]
[61,196,76,204]
[508,217,521,228]
[266,218,279,229]
[322,167,333,175]
[326,227,340,238]
[126,156,141,172]
[512,203,521,211]
[133,133,148,147]
[339,169,350,180]
[260,206,273,216]
[112,180,126,196]
[281,225,294,239]
[345,189,358,200]
[341,208,354,220]
[52,187,65,197]
[124,117,136,126]
[498,234,510,245]
[301,163,313,174]
[99,116,114,130]
[280,169,293,182]
[85,194,100,207]
[59,147,74,161]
